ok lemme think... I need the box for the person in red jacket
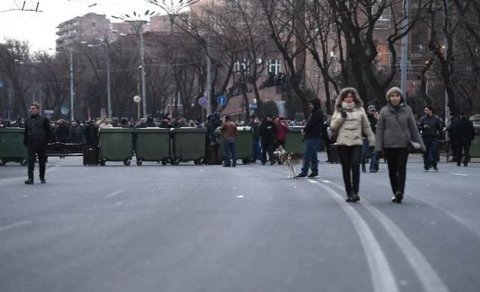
[274,116,289,147]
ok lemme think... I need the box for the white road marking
[236,195,244,199]
[0,220,32,233]
[105,190,123,198]
[450,172,468,176]
[308,180,399,292]
[361,199,450,292]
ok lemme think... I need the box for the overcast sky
[0,0,159,52]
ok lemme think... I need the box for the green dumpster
[219,126,253,164]
[171,127,207,165]
[0,128,28,166]
[470,115,480,158]
[135,128,171,166]
[284,126,305,155]
[98,127,134,166]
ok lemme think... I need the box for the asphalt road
[0,153,479,292]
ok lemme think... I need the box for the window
[268,59,282,75]
[371,2,390,21]
[234,59,248,73]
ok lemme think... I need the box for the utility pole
[400,0,409,101]
[139,24,147,118]
[106,44,112,118]
[69,47,75,121]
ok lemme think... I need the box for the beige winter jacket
[330,87,375,147]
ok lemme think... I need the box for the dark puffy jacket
[24,115,51,148]
[454,117,475,145]
[304,108,324,139]
[259,119,277,144]
[419,115,442,137]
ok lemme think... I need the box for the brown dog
[274,146,303,178]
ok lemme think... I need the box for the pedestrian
[24,103,52,184]
[274,116,289,164]
[454,113,475,167]
[375,87,424,203]
[419,106,442,171]
[220,115,238,167]
[248,115,262,163]
[361,105,379,172]
[259,115,277,165]
[99,118,114,130]
[295,98,324,178]
[330,87,375,202]
[446,112,460,162]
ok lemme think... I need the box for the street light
[81,38,113,118]
[113,11,155,118]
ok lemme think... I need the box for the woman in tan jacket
[330,87,375,202]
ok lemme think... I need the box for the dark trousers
[251,137,261,161]
[336,145,362,196]
[422,136,439,169]
[455,143,471,166]
[384,148,409,195]
[261,143,275,163]
[27,146,47,180]
[223,139,237,166]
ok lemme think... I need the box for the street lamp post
[139,25,147,118]
[69,47,75,121]
[82,39,113,118]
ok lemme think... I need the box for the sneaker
[352,193,360,202]
[432,165,438,171]
[24,179,34,185]
[391,192,403,204]
[307,173,318,178]
[294,173,308,179]
[40,178,46,184]
[345,196,354,203]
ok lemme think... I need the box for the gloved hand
[341,111,347,118]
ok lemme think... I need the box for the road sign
[198,96,208,108]
[217,95,227,106]
[249,103,257,109]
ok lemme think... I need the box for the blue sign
[249,103,257,109]
[217,95,227,106]
[198,96,208,108]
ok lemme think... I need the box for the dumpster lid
[172,127,207,133]
[98,127,134,133]
[0,127,25,132]
[135,127,171,133]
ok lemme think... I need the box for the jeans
[251,137,261,161]
[361,138,378,171]
[27,146,47,180]
[384,148,409,195]
[422,136,439,169]
[336,145,362,195]
[223,139,237,166]
[300,138,320,175]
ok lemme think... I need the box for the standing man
[295,98,325,178]
[248,115,262,163]
[24,103,52,184]
[259,115,277,165]
[454,113,475,167]
[220,115,238,167]
[446,112,460,162]
[419,106,442,171]
[361,105,378,172]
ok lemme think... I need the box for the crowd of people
[6,91,477,204]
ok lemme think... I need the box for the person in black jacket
[454,113,475,167]
[419,106,442,171]
[295,98,325,178]
[24,103,52,184]
[259,115,277,165]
